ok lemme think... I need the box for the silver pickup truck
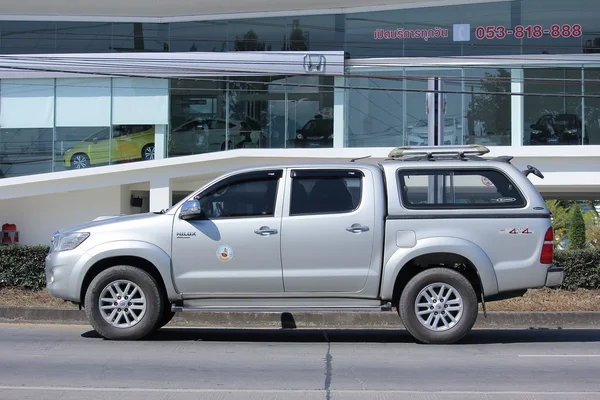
[45,145,563,344]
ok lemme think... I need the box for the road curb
[1,306,599,329]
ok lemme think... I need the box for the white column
[333,75,345,148]
[150,176,171,212]
[154,124,166,159]
[511,68,524,146]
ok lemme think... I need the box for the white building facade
[0,0,599,245]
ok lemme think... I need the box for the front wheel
[399,268,478,344]
[71,153,90,169]
[84,265,163,340]
[142,144,155,160]
[157,300,176,329]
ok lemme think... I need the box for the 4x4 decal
[499,227,533,235]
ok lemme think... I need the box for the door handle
[254,226,278,236]
[346,224,370,233]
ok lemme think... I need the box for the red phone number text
[475,24,582,40]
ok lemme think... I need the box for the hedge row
[0,246,50,291]
[1,245,599,292]
[554,249,600,290]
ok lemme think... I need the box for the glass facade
[168,75,334,157]
[346,66,513,147]
[0,78,168,179]
[1,0,599,56]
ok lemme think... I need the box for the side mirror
[179,199,203,220]
[296,129,303,134]
[93,137,99,144]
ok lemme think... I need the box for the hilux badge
[176,232,196,238]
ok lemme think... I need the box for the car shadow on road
[81,327,600,344]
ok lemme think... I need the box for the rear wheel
[84,265,163,340]
[399,268,478,344]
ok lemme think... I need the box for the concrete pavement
[1,324,600,399]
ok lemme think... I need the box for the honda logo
[303,55,326,72]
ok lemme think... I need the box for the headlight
[50,232,90,253]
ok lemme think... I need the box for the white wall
[0,185,125,246]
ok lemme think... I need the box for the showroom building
[0,0,599,245]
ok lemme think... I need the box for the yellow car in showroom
[63,125,157,169]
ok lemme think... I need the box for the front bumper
[45,247,91,302]
[545,266,564,288]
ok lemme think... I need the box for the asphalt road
[1,324,600,400]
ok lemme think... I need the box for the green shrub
[568,204,587,250]
[554,248,600,290]
[0,245,50,291]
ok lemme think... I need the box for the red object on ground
[2,223,16,231]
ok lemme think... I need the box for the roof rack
[388,144,490,160]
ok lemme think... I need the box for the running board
[172,302,393,312]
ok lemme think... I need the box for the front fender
[69,240,179,301]
[380,237,499,300]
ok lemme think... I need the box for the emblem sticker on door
[217,245,234,262]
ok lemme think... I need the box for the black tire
[157,303,176,329]
[399,268,478,344]
[71,153,90,169]
[84,265,164,340]
[142,144,155,160]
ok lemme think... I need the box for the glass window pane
[112,78,169,125]
[284,15,344,52]
[199,178,279,218]
[520,0,592,55]
[0,79,55,129]
[111,23,169,52]
[290,176,361,215]
[228,17,286,51]
[168,78,227,157]
[0,21,56,54]
[465,68,512,146]
[57,125,156,171]
[523,68,584,145]
[584,68,600,145]
[58,127,111,170]
[405,68,464,146]
[398,170,525,209]
[226,77,278,150]
[112,124,156,164]
[169,21,227,52]
[0,128,53,178]
[56,78,111,127]
[55,22,113,53]
[345,75,404,147]
[286,76,334,149]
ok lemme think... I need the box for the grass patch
[482,288,600,312]
[1,288,599,311]
[0,288,77,308]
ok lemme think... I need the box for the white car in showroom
[170,117,264,155]
[407,117,463,146]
